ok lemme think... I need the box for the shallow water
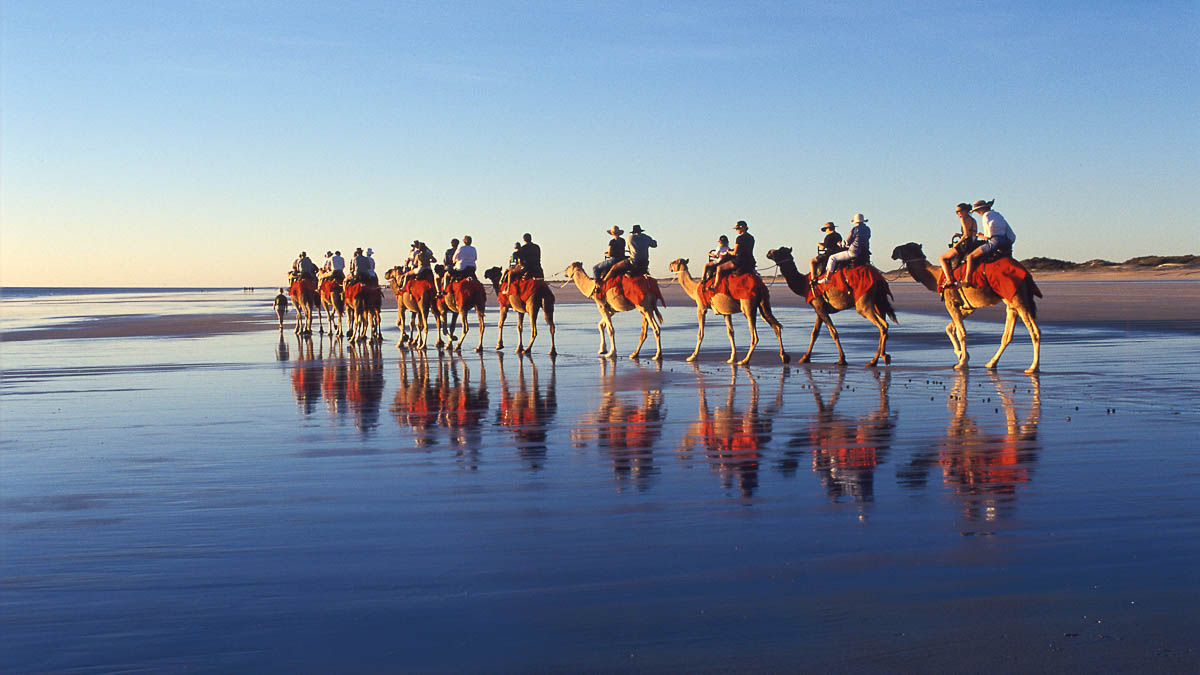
[2,299,1199,671]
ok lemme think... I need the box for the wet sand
[2,289,1199,671]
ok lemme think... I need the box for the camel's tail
[1024,278,1039,320]
[650,277,667,308]
[654,308,663,324]
[877,281,898,324]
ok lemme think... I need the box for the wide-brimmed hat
[325,250,332,257]
[367,248,374,255]
[733,220,748,231]
[631,224,645,234]
[821,222,836,232]
[608,226,624,236]
[971,199,995,212]
[850,214,868,224]
[411,240,420,247]
[300,251,306,257]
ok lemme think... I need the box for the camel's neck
[904,260,941,293]
[673,267,703,301]
[774,257,811,297]
[570,268,597,296]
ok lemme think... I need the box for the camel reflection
[781,368,895,503]
[898,372,1041,521]
[344,340,384,432]
[496,356,558,470]
[571,360,665,490]
[677,365,781,498]
[390,354,490,461]
[289,336,322,414]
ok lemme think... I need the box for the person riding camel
[293,251,318,283]
[348,247,368,284]
[365,247,378,282]
[441,238,460,289]
[939,203,980,286]
[625,224,657,277]
[593,226,628,285]
[810,222,845,280]
[320,251,335,280]
[961,199,1015,284]
[502,242,522,283]
[822,213,870,282]
[330,250,345,282]
[514,233,543,280]
[702,235,732,283]
[713,221,755,286]
[450,235,478,282]
[413,242,436,284]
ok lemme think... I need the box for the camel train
[291,222,1040,370]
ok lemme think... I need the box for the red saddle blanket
[809,265,890,303]
[699,272,765,308]
[319,278,340,296]
[940,257,1042,302]
[599,275,666,307]
[346,281,380,304]
[501,278,549,305]
[448,277,485,308]
[290,279,316,296]
[403,278,435,299]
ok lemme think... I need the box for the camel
[765,247,896,367]
[666,258,789,365]
[384,267,436,350]
[318,277,346,337]
[563,263,665,361]
[482,267,557,356]
[891,242,1041,373]
[436,276,488,353]
[344,279,382,343]
[289,277,318,335]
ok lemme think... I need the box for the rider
[810,222,845,280]
[330,250,345,282]
[939,203,979,285]
[441,238,460,289]
[320,251,335,280]
[450,235,478,282]
[413,242,436,283]
[293,251,318,283]
[348,247,368,284]
[625,224,657,276]
[961,199,1015,284]
[822,213,870,282]
[515,233,543,279]
[702,235,731,283]
[593,226,627,284]
[365,247,378,282]
[713,221,755,286]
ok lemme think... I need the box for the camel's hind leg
[759,297,790,364]
[1022,309,1041,373]
[985,305,1018,370]
[861,305,889,367]
[630,311,650,360]
[799,314,821,364]
[737,301,760,365]
[526,303,541,354]
[722,313,737,364]
[542,298,557,357]
[649,309,662,361]
[515,311,527,354]
[947,305,970,369]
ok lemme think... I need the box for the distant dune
[1020,254,1200,272]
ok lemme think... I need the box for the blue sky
[2,0,1196,286]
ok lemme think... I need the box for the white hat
[850,213,868,224]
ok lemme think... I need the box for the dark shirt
[516,242,541,268]
[821,232,844,254]
[607,237,626,259]
[444,246,457,268]
[734,232,755,268]
[274,294,288,310]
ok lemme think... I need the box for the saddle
[502,278,548,304]
[447,277,485,308]
[598,274,665,307]
[810,266,890,304]
[345,279,380,304]
[290,277,317,295]
[700,272,764,308]
[941,256,1041,302]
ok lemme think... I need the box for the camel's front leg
[687,306,706,362]
[515,311,527,354]
[495,306,507,350]
[473,308,486,353]
[723,314,737,364]
[603,310,617,359]
[985,306,1018,370]
[824,314,846,365]
[630,312,649,360]
[948,307,969,369]
[863,309,889,367]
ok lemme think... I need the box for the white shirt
[981,210,1015,243]
[367,254,376,271]
[453,244,478,270]
[709,244,731,262]
[331,254,345,271]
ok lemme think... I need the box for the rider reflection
[897,372,1041,521]
[345,340,384,432]
[572,360,665,491]
[289,336,322,415]
[391,353,441,447]
[783,368,896,503]
[389,354,491,458]
[496,355,558,471]
[677,365,781,498]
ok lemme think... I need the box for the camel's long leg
[603,308,617,359]
[823,310,846,365]
[759,296,789,363]
[800,312,822,363]
[595,301,609,355]
[495,305,508,350]
[526,301,540,354]
[738,300,760,365]
[861,304,889,367]
[630,311,649,360]
[985,305,1018,370]
[687,305,707,362]
[1020,307,1041,373]
[542,296,557,357]
[649,308,662,361]
[723,313,737,364]
[474,308,486,352]
[947,303,969,369]
[515,310,527,354]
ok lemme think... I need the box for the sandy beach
[2,283,1199,672]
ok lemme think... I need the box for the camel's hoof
[865,360,878,368]
[798,355,811,364]
[954,363,968,371]
[737,358,751,366]
[985,361,998,369]
[653,354,663,362]
[726,358,737,365]
[474,346,483,353]
[686,355,698,362]
[1025,366,1039,374]
[883,354,892,365]
[836,359,848,366]
[781,353,791,364]
[549,350,558,357]
[628,353,639,360]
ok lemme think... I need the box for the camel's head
[891,242,926,264]
[482,266,502,283]
[384,267,401,283]
[668,258,689,273]
[765,247,793,263]
[564,261,584,276]
[434,264,445,277]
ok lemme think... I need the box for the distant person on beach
[703,235,731,282]
[713,221,755,285]
[273,288,289,328]
[810,222,845,280]
[451,235,478,281]
[515,233,543,279]
[593,226,627,284]
[961,199,1015,284]
[822,214,870,282]
[940,203,979,285]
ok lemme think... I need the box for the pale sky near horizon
[2,0,1197,287]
